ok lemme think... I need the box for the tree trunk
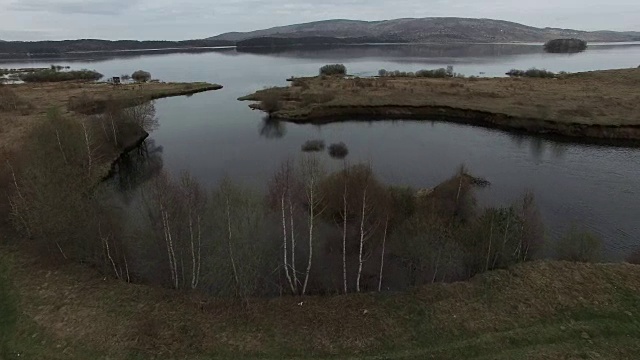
[289,196,298,293]
[342,178,349,294]
[378,216,388,292]
[281,194,295,294]
[356,187,368,293]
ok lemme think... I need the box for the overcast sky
[0,0,638,41]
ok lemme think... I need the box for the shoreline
[260,104,640,145]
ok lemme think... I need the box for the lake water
[4,43,640,260]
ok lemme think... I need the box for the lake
[4,42,640,260]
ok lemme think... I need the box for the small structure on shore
[111,76,121,85]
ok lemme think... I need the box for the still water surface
[5,43,640,259]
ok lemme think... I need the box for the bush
[0,260,17,357]
[132,70,152,83]
[19,69,103,83]
[261,92,282,114]
[328,142,349,159]
[319,64,347,76]
[544,38,587,53]
[301,140,325,152]
[556,227,603,262]
[379,67,455,78]
[506,68,558,78]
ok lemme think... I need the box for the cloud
[9,0,141,15]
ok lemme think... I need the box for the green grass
[4,250,640,359]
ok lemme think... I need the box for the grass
[3,248,640,359]
[239,68,640,141]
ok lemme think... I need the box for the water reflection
[235,43,545,62]
[110,139,164,203]
[259,117,287,139]
[508,134,567,161]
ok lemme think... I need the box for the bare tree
[270,161,298,295]
[355,165,377,293]
[341,163,349,294]
[149,172,180,289]
[180,171,206,289]
[299,155,325,295]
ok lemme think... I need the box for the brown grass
[240,68,640,140]
[0,81,222,156]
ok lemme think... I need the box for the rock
[581,332,590,339]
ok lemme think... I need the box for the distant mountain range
[209,17,640,44]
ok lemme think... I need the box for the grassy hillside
[209,17,640,43]
[2,248,640,359]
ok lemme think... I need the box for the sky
[0,0,638,41]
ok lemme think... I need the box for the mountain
[209,18,640,43]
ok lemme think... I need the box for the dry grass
[4,247,640,359]
[241,68,640,140]
[0,81,221,156]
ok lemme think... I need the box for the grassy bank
[2,249,640,359]
[0,81,222,156]
[239,68,640,142]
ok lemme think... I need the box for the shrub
[544,38,587,53]
[328,142,349,159]
[319,64,347,76]
[556,227,603,262]
[379,67,455,78]
[261,92,282,114]
[120,74,131,81]
[506,68,557,78]
[301,140,325,152]
[19,69,103,83]
[132,70,152,83]
[0,85,32,113]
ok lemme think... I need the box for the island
[239,68,640,142]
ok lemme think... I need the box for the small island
[544,38,588,53]
[239,67,640,142]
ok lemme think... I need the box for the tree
[180,171,207,289]
[319,64,347,76]
[268,160,300,295]
[132,70,152,83]
[299,154,325,295]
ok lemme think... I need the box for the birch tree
[180,171,207,289]
[299,155,325,295]
[269,160,298,295]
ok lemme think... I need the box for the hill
[209,17,640,44]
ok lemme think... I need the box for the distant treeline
[0,39,235,56]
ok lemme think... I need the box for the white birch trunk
[356,187,368,293]
[378,216,389,292]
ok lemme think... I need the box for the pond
[4,42,640,260]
